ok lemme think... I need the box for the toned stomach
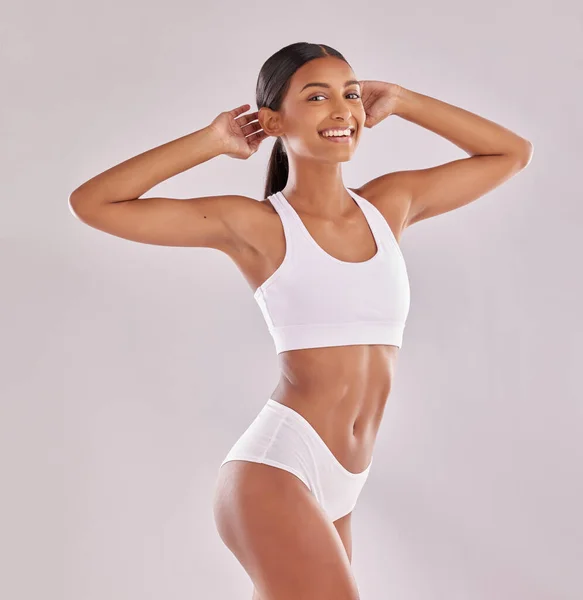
[270,343,400,474]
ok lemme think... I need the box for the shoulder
[349,171,414,241]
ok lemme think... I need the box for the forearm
[69,125,225,205]
[394,87,532,158]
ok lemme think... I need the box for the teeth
[321,129,352,137]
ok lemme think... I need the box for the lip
[318,129,355,143]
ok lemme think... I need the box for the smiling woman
[211,43,395,600]
[255,47,367,201]
[69,34,532,600]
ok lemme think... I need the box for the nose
[328,96,353,121]
[330,109,353,127]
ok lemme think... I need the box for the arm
[69,125,225,208]
[362,87,533,227]
[68,123,258,251]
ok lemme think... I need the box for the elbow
[68,190,101,221]
[519,140,534,167]
[68,190,86,215]
[507,140,533,168]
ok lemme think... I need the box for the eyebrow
[299,79,361,93]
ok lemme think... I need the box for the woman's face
[267,56,365,162]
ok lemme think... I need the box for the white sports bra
[253,187,411,355]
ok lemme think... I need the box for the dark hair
[256,42,351,199]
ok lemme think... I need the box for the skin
[253,56,404,475]
[214,56,411,599]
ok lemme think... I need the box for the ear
[258,107,281,137]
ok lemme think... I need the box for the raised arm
[68,105,267,252]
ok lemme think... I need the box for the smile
[318,131,354,144]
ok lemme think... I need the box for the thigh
[213,460,361,600]
[252,511,354,599]
[334,511,353,564]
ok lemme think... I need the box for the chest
[231,189,407,295]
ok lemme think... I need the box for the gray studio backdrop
[1,2,581,600]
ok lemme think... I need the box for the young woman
[69,42,532,600]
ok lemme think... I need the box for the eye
[308,92,361,102]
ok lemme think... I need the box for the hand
[209,104,268,160]
[358,81,403,128]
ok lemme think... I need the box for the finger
[245,127,266,139]
[237,110,258,119]
[229,104,251,118]
[246,129,268,144]
[241,120,262,133]
[248,131,268,152]
[236,112,259,127]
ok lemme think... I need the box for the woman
[69,42,532,600]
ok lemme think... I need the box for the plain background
[1,2,581,599]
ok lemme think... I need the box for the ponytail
[263,137,289,200]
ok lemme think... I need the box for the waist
[268,387,388,474]
[270,351,396,471]
[275,343,399,393]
